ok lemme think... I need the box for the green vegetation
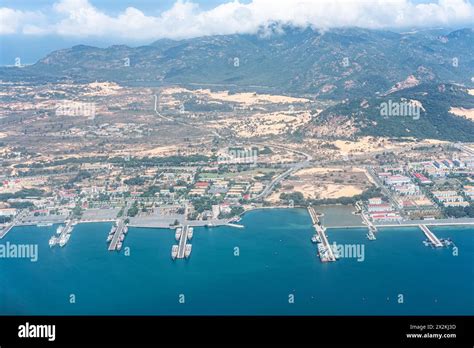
[315,84,474,142]
[72,205,83,218]
[141,185,161,197]
[7,201,35,209]
[0,188,46,201]
[0,216,12,224]
[444,205,474,218]
[191,196,221,214]
[280,192,305,206]
[124,177,146,186]
[259,146,273,155]
[127,202,139,217]
[68,171,92,184]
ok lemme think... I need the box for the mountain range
[2,27,473,97]
[1,26,473,142]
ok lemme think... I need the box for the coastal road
[255,143,313,200]
[154,94,223,139]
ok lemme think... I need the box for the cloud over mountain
[1,0,473,39]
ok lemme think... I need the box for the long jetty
[177,225,193,259]
[361,211,377,240]
[419,224,443,247]
[308,206,336,262]
[172,225,193,259]
[108,218,127,251]
[0,223,14,239]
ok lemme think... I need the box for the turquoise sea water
[0,208,473,315]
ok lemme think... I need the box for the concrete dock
[49,219,75,247]
[108,218,127,251]
[176,225,193,259]
[308,207,336,262]
[0,223,14,239]
[0,210,29,239]
[361,211,377,240]
[419,224,443,247]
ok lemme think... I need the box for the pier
[361,211,377,240]
[308,207,336,262]
[172,225,193,259]
[0,223,14,239]
[0,210,28,239]
[108,218,128,251]
[307,206,320,225]
[49,219,75,247]
[419,224,443,248]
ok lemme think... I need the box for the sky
[1,0,473,65]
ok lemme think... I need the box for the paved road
[255,143,313,200]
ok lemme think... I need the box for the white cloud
[0,8,46,35]
[0,0,473,40]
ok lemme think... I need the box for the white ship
[175,227,182,241]
[59,234,70,247]
[49,236,57,247]
[187,227,193,240]
[107,234,113,242]
[109,226,116,235]
[117,242,123,251]
[332,247,341,260]
[171,245,178,260]
[311,234,321,243]
[185,244,192,258]
[56,225,64,235]
[37,222,53,227]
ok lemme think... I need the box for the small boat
[185,244,192,258]
[171,245,178,259]
[311,234,321,243]
[120,234,125,241]
[117,242,122,251]
[123,227,128,234]
[37,222,53,227]
[107,235,113,242]
[56,226,64,235]
[366,233,376,241]
[187,227,193,240]
[59,234,70,247]
[49,236,57,247]
[175,227,182,241]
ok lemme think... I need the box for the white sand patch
[160,87,311,106]
[449,107,474,121]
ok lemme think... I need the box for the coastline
[3,206,474,235]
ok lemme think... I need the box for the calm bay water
[0,208,473,315]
